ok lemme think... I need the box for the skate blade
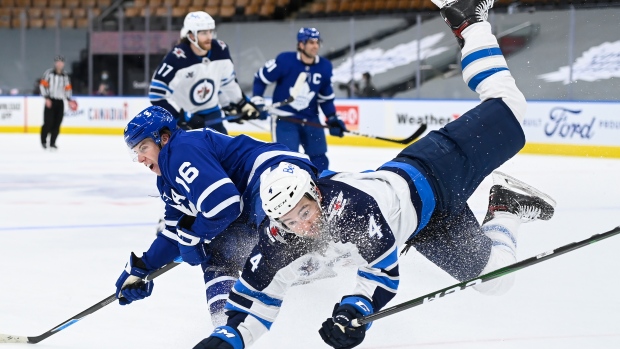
[492,171,557,208]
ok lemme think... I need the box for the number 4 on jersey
[368,216,383,239]
[250,253,262,272]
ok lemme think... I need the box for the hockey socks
[474,212,521,296]
[460,21,527,122]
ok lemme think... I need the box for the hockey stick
[0,258,182,344]
[205,72,307,127]
[352,225,620,327]
[278,117,428,145]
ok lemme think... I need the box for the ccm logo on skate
[422,279,482,303]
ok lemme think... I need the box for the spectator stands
[0,0,105,28]
[2,0,618,30]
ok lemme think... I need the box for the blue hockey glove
[319,296,373,349]
[325,114,347,137]
[115,252,154,306]
[177,214,212,266]
[250,96,268,120]
[193,326,244,349]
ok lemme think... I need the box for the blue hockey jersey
[253,52,336,120]
[222,170,420,347]
[149,40,243,119]
[141,128,316,269]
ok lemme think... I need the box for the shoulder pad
[172,47,187,59]
[209,40,232,61]
[263,220,288,245]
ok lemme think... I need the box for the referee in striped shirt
[39,55,75,150]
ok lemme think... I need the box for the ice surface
[1,133,619,349]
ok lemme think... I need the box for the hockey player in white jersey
[149,11,260,133]
[192,0,557,348]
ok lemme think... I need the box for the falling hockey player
[192,0,558,348]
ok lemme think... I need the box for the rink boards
[1,95,619,158]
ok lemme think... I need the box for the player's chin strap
[188,31,208,56]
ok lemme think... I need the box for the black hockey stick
[352,225,620,327]
[0,258,182,344]
[205,72,307,127]
[206,96,297,127]
[278,117,428,145]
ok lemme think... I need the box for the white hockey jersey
[149,40,243,118]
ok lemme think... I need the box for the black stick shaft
[278,117,427,144]
[24,261,180,344]
[354,226,620,326]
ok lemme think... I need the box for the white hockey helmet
[260,162,320,220]
[180,26,188,39]
[183,11,215,49]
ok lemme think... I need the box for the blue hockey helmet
[297,27,321,43]
[124,105,177,149]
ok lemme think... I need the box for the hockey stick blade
[278,117,427,144]
[352,225,620,327]
[0,259,181,344]
[0,335,27,344]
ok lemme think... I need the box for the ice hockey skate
[483,171,556,224]
[440,0,497,46]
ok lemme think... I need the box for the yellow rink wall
[2,96,619,158]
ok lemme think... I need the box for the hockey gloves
[193,326,244,349]
[236,95,263,121]
[222,104,244,124]
[250,96,268,120]
[177,214,212,266]
[115,252,154,306]
[325,114,347,137]
[319,296,373,349]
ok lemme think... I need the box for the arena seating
[0,0,105,28]
[0,0,618,29]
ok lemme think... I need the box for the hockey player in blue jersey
[149,11,260,134]
[114,105,317,326]
[192,0,557,348]
[251,27,347,173]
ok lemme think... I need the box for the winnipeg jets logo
[298,257,320,277]
[218,40,227,50]
[189,78,215,106]
[264,221,287,244]
[172,47,186,59]
[326,191,347,221]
